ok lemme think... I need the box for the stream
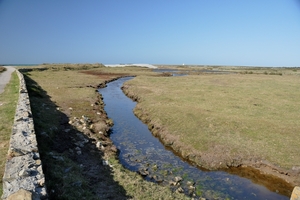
[98,77,289,199]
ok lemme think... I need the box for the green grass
[124,72,300,169]
[0,72,19,196]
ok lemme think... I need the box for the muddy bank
[121,84,299,192]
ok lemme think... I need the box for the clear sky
[0,0,300,66]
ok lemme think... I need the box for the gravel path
[0,66,16,94]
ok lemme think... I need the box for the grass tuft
[0,72,19,196]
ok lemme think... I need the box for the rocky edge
[1,70,47,200]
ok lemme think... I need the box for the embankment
[1,70,47,199]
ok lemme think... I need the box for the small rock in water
[187,181,194,186]
[152,164,158,171]
[138,167,149,176]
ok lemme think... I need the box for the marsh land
[2,64,299,199]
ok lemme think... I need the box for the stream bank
[99,77,291,199]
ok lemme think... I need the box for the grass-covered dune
[122,70,300,186]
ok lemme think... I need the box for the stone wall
[2,70,47,199]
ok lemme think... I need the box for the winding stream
[98,77,289,199]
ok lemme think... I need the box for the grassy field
[0,72,19,196]
[22,64,189,199]
[5,64,299,198]
[123,69,300,185]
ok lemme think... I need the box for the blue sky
[0,0,300,66]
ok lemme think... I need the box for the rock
[64,166,73,173]
[18,169,30,177]
[35,159,41,165]
[174,176,183,183]
[176,187,184,193]
[75,142,84,148]
[169,181,177,186]
[187,181,194,186]
[37,165,43,174]
[75,147,81,151]
[152,164,158,171]
[38,178,45,187]
[96,141,102,148]
[138,168,149,176]
[52,155,64,161]
[7,189,32,200]
[188,185,195,192]
[103,160,109,166]
[291,186,300,200]
[110,145,118,153]
[64,129,71,133]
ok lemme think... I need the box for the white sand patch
[105,64,157,69]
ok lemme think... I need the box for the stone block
[291,186,300,200]
[6,189,32,200]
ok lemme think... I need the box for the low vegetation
[22,64,188,199]
[123,68,300,186]
[0,72,19,195]
[4,64,299,198]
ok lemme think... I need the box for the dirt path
[0,66,16,94]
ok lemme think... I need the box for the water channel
[98,77,289,199]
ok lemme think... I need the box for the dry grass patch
[23,65,188,199]
[124,73,300,171]
[0,72,19,196]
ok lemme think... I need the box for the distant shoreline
[105,64,158,69]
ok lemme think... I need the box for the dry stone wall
[2,70,47,200]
